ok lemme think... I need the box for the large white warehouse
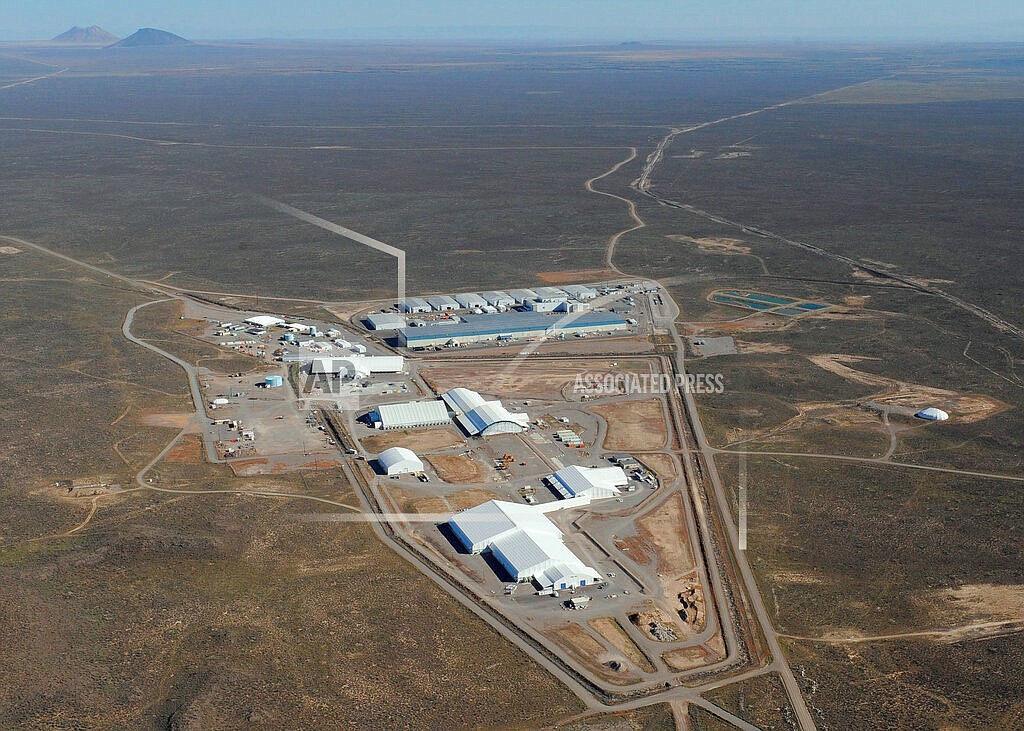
[365,312,406,331]
[377,447,424,476]
[442,387,529,436]
[371,400,452,430]
[546,465,628,500]
[448,499,600,590]
[311,355,404,378]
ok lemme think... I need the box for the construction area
[117,279,828,715]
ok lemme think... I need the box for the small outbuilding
[376,446,424,476]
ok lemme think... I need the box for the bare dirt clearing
[421,360,653,401]
[666,235,752,255]
[636,493,696,577]
[361,427,465,454]
[588,616,656,672]
[809,354,1007,424]
[426,454,485,483]
[592,398,669,451]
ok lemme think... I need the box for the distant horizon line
[5,32,1024,46]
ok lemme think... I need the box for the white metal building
[442,387,529,436]
[533,286,568,301]
[448,499,600,589]
[365,312,406,331]
[244,315,285,327]
[916,407,950,421]
[401,297,431,314]
[479,290,515,308]
[562,284,598,300]
[377,446,424,476]
[507,288,539,304]
[311,355,405,378]
[546,465,628,500]
[399,311,629,348]
[455,292,487,308]
[523,298,561,313]
[426,295,460,311]
[372,400,452,430]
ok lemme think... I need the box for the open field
[703,672,796,730]
[360,426,465,454]
[0,478,583,728]
[592,399,669,451]
[420,359,656,401]
[425,454,485,483]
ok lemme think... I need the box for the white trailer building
[507,288,539,304]
[401,297,431,314]
[426,295,460,311]
[448,499,600,590]
[562,284,598,300]
[533,286,568,301]
[311,355,404,378]
[377,446,424,476]
[454,292,487,308]
[479,290,515,308]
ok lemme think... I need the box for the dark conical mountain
[52,25,119,43]
[107,28,193,48]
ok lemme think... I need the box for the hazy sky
[3,0,1024,42]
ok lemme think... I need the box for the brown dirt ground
[735,340,791,354]
[627,602,685,643]
[592,398,668,451]
[663,644,724,672]
[162,435,204,464]
[939,583,1024,621]
[361,427,465,453]
[667,235,751,255]
[535,268,619,284]
[544,622,641,686]
[420,360,654,401]
[636,493,695,578]
[141,411,193,428]
[401,487,502,515]
[808,354,1007,424]
[588,616,656,672]
[426,454,485,483]
[614,534,655,565]
[637,453,676,482]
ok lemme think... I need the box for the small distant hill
[52,25,119,43]
[108,28,193,48]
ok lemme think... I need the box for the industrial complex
[146,273,930,722]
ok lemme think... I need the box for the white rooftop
[448,500,599,588]
[548,465,627,500]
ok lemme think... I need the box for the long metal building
[398,311,629,348]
